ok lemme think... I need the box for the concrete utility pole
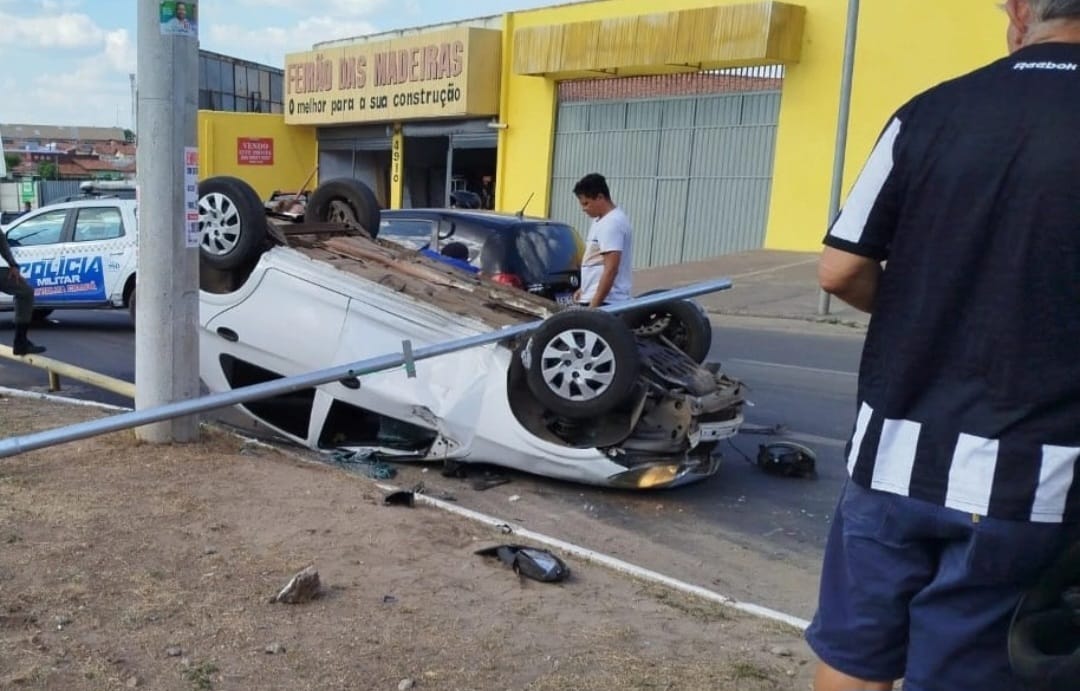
[134,0,201,442]
[817,0,861,317]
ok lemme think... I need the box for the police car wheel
[523,309,640,420]
[306,178,380,239]
[198,176,268,271]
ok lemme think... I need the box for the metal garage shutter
[549,90,781,268]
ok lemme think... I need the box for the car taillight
[491,272,525,290]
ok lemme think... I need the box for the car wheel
[524,309,640,420]
[31,309,53,324]
[622,291,713,363]
[198,176,269,271]
[306,178,380,238]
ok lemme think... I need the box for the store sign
[237,137,274,165]
[284,27,501,126]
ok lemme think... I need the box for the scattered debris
[471,476,510,491]
[265,642,286,655]
[770,645,794,657]
[382,595,398,604]
[270,566,321,604]
[204,546,218,555]
[165,646,183,658]
[329,448,397,480]
[126,676,140,688]
[441,459,467,478]
[384,490,415,507]
[508,495,521,503]
[475,545,570,583]
[441,459,511,491]
[398,679,416,690]
[411,482,456,502]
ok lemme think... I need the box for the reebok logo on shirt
[1013,61,1077,71]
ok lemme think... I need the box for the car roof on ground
[381,209,566,228]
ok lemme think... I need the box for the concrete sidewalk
[634,249,870,331]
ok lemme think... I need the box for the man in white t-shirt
[572,173,632,307]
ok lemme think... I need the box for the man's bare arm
[589,251,622,308]
[818,246,882,313]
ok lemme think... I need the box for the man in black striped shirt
[807,1,1080,689]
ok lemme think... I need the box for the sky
[0,0,553,129]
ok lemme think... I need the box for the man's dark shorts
[806,480,1076,690]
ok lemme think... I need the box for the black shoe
[13,338,46,356]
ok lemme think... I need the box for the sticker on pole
[160,1,198,38]
[184,147,200,249]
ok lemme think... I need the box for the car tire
[306,178,380,238]
[622,291,713,363]
[524,309,641,420]
[198,176,269,271]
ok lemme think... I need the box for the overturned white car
[197,177,744,489]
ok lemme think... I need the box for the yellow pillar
[390,124,404,210]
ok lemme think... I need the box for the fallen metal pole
[0,345,136,398]
[0,279,732,459]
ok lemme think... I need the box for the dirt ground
[0,393,816,690]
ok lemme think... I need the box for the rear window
[513,223,583,280]
[379,218,434,249]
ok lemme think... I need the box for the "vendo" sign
[237,137,274,165]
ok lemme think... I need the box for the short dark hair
[440,241,469,261]
[573,173,610,200]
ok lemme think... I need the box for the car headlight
[609,464,682,489]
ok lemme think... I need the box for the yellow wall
[496,0,1007,252]
[197,111,318,200]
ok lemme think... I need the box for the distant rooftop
[0,123,128,143]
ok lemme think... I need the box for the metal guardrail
[0,279,732,459]
[0,345,136,398]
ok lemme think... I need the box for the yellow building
[279,0,1007,266]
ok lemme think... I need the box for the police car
[0,183,138,322]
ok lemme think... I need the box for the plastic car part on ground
[756,441,817,479]
[475,545,571,583]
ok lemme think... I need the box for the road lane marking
[726,358,858,378]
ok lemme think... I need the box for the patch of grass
[638,583,731,622]
[183,660,219,690]
[729,660,777,683]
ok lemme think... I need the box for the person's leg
[1,267,45,355]
[902,512,1075,691]
[806,481,938,691]
[814,664,894,691]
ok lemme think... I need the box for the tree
[3,153,21,173]
[36,161,59,180]
[123,129,135,143]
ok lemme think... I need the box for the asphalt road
[0,310,135,408]
[0,310,865,616]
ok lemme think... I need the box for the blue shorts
[806,480,1076,691]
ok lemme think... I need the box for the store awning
[513,1,805,79]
